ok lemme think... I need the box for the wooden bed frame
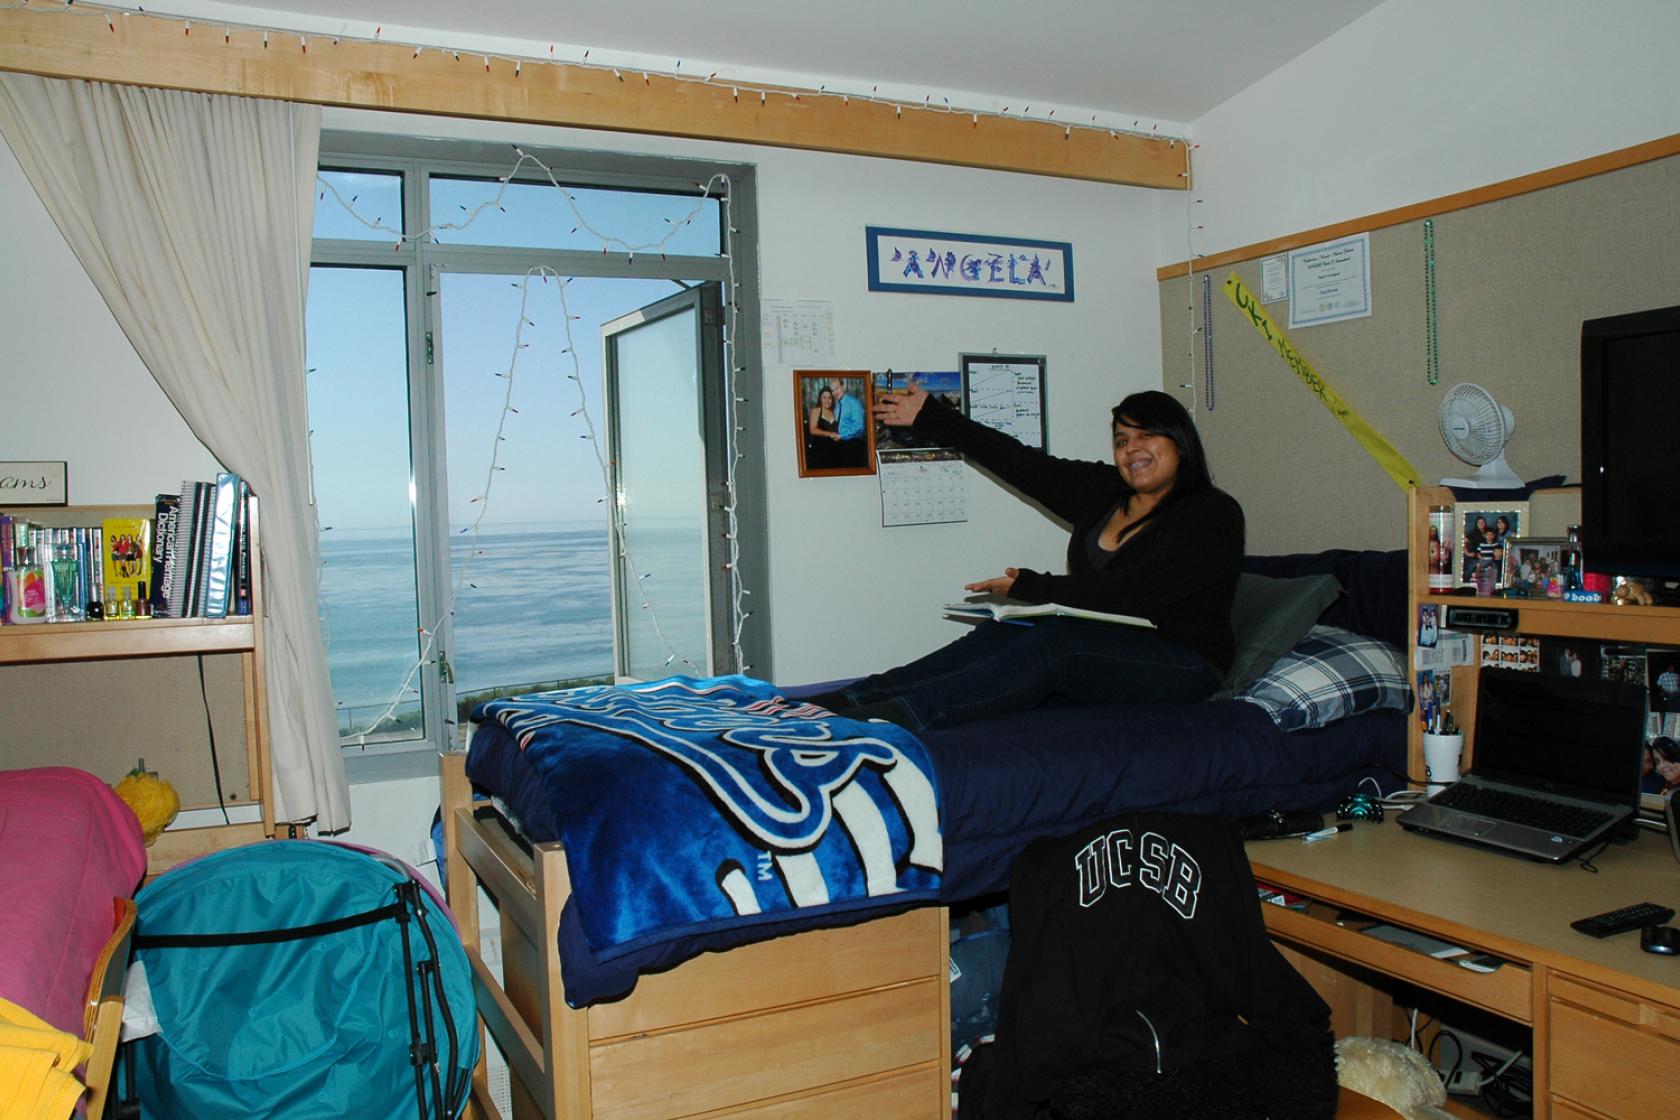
[439,751,953,1120]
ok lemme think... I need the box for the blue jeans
[839,618,1221,732]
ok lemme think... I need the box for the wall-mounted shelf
[0,615,256,664]
[2,500,273,875]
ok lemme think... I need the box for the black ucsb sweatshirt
[911,400,1244,673]
[973,812,1335,1119]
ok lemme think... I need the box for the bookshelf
[0,501,272,875]
[1405,484,1680,778]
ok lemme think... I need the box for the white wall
[1177,0,1680,264]
[0,142,224,497]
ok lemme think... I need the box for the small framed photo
[1453,501,1528,590]
[1500,536,1567,598]
[794,370,875,478]
[0,460,68,506]
[872,370,963,453]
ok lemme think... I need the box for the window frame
[310,133,770,781]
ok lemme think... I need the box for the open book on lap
[942,601,1155,628]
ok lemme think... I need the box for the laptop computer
[1397,667,1648,862]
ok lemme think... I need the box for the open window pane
[436,273,687,705]
[606,291,714,679]
[430,176,722,256]
[305,266,424,742]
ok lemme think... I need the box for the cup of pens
[1423,732,1464,796]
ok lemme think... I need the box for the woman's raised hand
[963,568,1018,596]
[873,384,929,427]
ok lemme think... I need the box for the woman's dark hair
[1110,390,1212,508]
[1651,737,1680,765]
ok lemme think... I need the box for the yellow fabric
[0,998,90,1120]
[1222,273,1423,491]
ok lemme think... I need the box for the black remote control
[1571,902,1677,939]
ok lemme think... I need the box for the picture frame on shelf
[1453,501,1528,592]
[1501,536,1567,598]
[794,370,875,478]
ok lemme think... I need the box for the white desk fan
[1439,383,1524,488]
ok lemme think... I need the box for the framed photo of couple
[794,371,875,478]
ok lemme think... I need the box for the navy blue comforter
[464,682,1401,1006]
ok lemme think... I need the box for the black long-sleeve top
[912,399,1244,673]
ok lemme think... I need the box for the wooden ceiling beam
[0,6,1188,190]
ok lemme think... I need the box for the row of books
[152,474,255,621]
[0,473,254,625]
[0,520,108,623]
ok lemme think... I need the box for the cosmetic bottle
[7,546,49,624]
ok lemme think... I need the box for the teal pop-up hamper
[128,841,478,1120]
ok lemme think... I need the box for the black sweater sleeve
[909,397,1114,521]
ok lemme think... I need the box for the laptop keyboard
[1433,784,1613,838]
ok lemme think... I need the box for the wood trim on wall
[0,5,1189,190]
[1155,131,1680,279]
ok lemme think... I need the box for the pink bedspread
[0,767,145,1036]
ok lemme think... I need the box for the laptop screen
[1473,667,1647,806]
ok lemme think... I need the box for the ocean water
[319,520,707,736]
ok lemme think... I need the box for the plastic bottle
[8,546,49,624]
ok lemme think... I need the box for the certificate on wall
[879,448,968,527]
[960,353,1047,450]
[1288,233,1372,328]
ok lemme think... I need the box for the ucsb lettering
[1073,828,1203,919]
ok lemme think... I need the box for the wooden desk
[1249,819,1680,1119]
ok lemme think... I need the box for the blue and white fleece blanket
[475,675,942,999]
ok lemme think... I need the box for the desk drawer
[1549,990,1680,1119]
[1263,906,1531,1023]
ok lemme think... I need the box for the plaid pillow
[1237,625,1410,731]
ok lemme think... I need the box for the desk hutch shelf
[1,502,274,875]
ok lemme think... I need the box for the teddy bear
[1336,1036,1455,1120]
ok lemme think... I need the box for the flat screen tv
[1580,303,1680,582]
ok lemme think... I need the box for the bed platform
[440,751,952,1120]
[438,549,1410,1119]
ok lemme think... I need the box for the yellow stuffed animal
[113,762,180,845]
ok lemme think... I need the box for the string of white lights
[1180,142,1204,412]
[317,149,748,746]
[4,0,1188,147]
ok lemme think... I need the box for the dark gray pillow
[1216,572,1342,697]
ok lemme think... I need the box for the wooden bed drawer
[678,1063,945,1120]
[588,977,944,1120]
[588,906,946,1039]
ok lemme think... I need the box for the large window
[306,136,766,763]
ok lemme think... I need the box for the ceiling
[149,0,1387,127]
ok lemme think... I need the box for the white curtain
[0,74,349,831]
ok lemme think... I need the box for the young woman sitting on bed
[809,387,1244,731]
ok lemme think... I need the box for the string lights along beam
[0,2,1190,190]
